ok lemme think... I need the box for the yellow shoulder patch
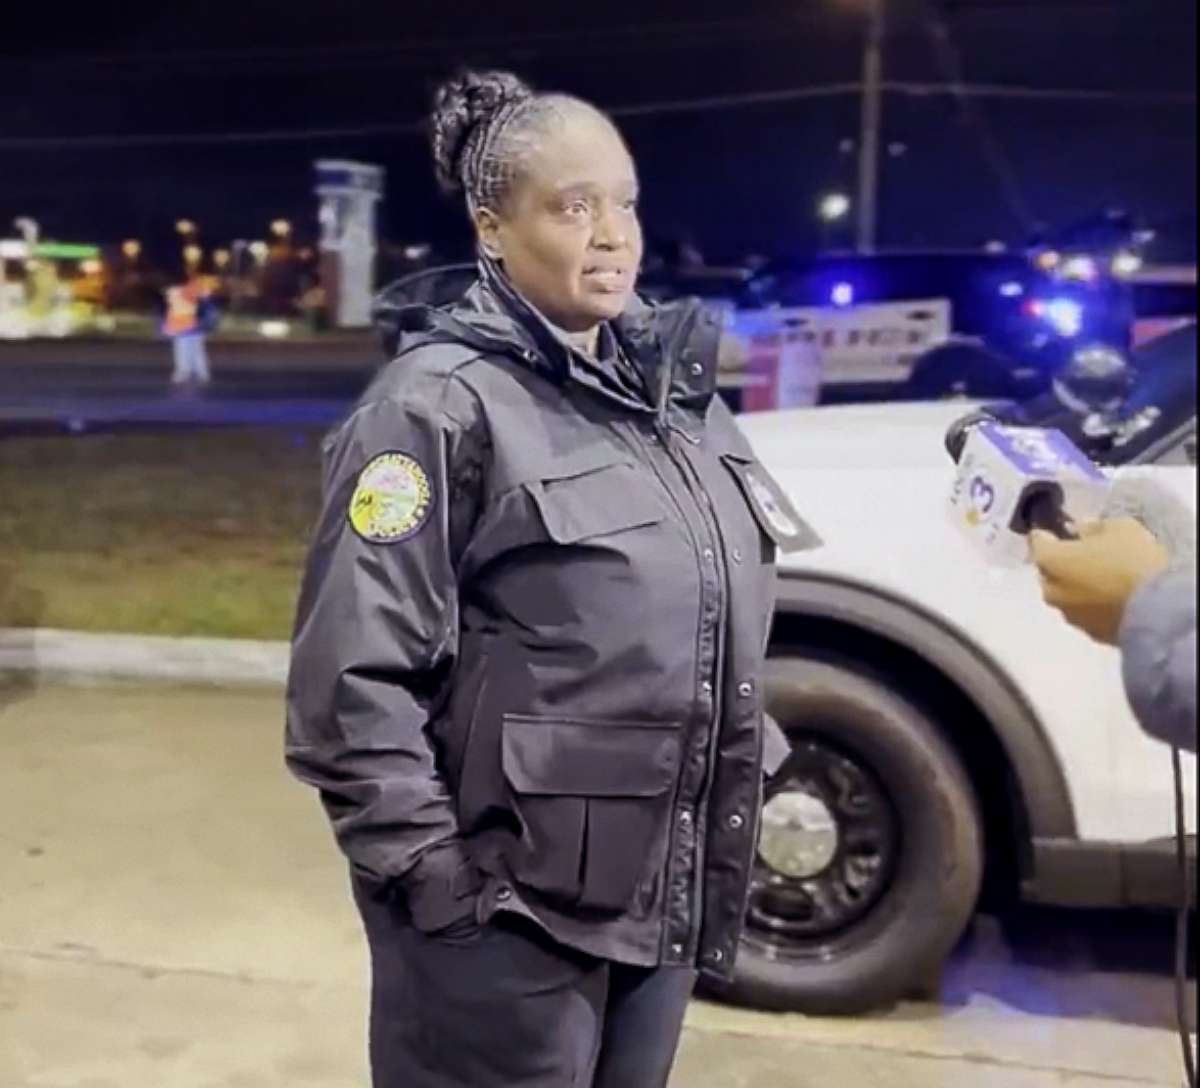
[348,452,433,543]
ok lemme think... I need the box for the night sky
[2,0,1196,264]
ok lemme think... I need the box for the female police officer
[285,69,815,1088]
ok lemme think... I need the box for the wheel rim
[748,733,900,954]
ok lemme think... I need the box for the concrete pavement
[0,628,288,686]
[0,680,1192,1087]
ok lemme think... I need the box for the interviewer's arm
[1118,568,1197,753]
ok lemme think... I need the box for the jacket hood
[371,261,723,418]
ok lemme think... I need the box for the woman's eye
[621,199,639,213]
[565,201,591,217]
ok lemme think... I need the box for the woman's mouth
[581,267,629,292]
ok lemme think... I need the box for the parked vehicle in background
[1129,264,1197,348]
[719,322,1196,1014]
[735,249,1138,402]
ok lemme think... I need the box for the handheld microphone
[945,410,1112,565]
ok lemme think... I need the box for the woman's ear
[473,207,504,262]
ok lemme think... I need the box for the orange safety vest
[164,285,203,336]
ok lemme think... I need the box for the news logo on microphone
[948,420,1111,566]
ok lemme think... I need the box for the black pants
[353,880,697,1088]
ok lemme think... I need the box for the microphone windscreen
[1102,473,1197,568]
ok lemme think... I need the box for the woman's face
[477,112,643,333]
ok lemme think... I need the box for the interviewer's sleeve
[1119,568,1197,753]
[285,377,487,931]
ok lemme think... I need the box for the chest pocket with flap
[527,461,666,544]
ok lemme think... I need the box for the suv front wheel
[717,654,984,1014]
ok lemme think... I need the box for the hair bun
[430,70,533,194]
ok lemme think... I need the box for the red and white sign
[730,299,952,411]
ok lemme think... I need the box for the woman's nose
[591,207,628,250]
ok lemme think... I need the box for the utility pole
[856,0,885,253]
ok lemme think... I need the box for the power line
[0,15,826,72]
[0,81,1192,152]
[919,4,1037,230]
[887,81,1195,104]
[0,123,426,150]
[608,83,861,118]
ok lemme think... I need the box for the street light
[176,219,197,236]
[1111,250,1143,278]
[818,193,852,253]
[270,219,292,239]
[248,240,269,263]
[183,244,203,267]
[122,239,142,260]
[213,248,232,270]
[818,193,852,222]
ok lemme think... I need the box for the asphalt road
[0,338,374,434]
[0,336,900,436]
[1,679,1195,1088]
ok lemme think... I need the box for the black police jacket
[285,262,817,981]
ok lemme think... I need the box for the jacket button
[690,362,704,377]
[728,813,745,831]
[496,885,513,902]
[731,548,744,564]
[671,943,685,957]
[701,680,714,695]
[702,548,715,561]
[707,948,725,964]
[679,809,693,828]
[737,681,754,698]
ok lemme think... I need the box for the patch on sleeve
[347,452,434,543]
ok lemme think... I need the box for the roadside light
[1028,297,1084,338]
[248,240,269,263]
[831,282,855,307]
[1034,250,1061,272]
[818,193,851,222]
[121,239,142,260]
[998,280,1025,298]
[1111,251,1143,278]
[176,219,197,236]
[1060,255,1099,282]
[80,258,103,275]
[270,219,293,238]
[213,249,231,269]
[183,244,203,266]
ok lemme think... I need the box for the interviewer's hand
[1030,518,1169,645]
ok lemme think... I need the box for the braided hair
[430,70,606,214]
